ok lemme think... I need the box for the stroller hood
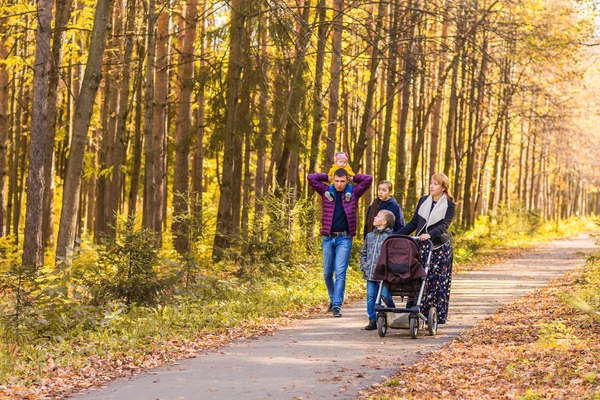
[372,234,426,283]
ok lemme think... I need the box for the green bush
[97,216,163,306]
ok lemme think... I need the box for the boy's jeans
[322,235,353,309]
[366,281,395,320]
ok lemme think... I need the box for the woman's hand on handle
[418,233,431,241]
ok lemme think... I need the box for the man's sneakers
[332,307,342,317]
[364,318,377,330]
[324,192,334,202]
[327,302,333,312]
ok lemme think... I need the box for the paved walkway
[73,234,596,400]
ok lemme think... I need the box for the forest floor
[66,233,597,400]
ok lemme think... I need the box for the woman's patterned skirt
[419,240,453,324]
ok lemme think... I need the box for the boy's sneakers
[324,192,334,202]
[345,192,352,202]
[332,307,342,317]
[365,319,377,330]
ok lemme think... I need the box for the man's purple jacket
[307,173,373,237]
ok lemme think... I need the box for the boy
[360,209,396,330]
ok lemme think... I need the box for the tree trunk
[142,0,157,234]
[151,3,170,244]
[56,0,113,262]
[128,34,145,218]
[107,0,137,237]
[443,50,460,176]
[324,0,344,171]
[9,63,25,240]
[352,0,386,170]
[395,2,418,206]
[172,0,198,255]
[241,124,252,241]
[23,0,52,267]
[429,5,448,178]
[97,1,123,240]
[213,0,246,258]
[463,34,487,227]
[0,28,9,236]
[378,0,400,183]
[275,2,311,190]
[6,56,17,237]
[192,0,207,232]
[254,9,269,241]
[43,0,74,248]
[308,0,326,175]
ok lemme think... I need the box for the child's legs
[328,183,336,194]
[345,183,353,195]
[381,285,395,308]
[366,281,378,320]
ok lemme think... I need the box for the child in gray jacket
[360,209,396,330]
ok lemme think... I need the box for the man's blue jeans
[366,280,395,320]
[322,235,353,309]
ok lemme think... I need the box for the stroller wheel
[377,313,387,337]
[409,316,419,339]
[427,308,438,336]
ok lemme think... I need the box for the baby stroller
[371,235,436,339]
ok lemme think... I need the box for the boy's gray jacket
[360,228,393,280]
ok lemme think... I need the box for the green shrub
[97,216,163,306]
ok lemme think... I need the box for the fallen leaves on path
[360,271,600,399]
[0,307,324,400]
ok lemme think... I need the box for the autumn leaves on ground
[362,250,600,400]
[1,217,599,399]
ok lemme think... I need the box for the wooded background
[0,0,599,267]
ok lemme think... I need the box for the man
[308,168,373,317]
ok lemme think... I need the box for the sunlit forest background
[0,0,599,269]
[2,1,600,395]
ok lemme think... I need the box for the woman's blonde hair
[431,173,454,201]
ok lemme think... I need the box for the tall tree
[23,0,53,267]
[324,0,343,170]
[308,0,327,175]
[128,32,146,218]
[142,0,157,233]
[192,0,207,232]
[43,0,74,248]
[275,1,311,189]
[152,2,170,245]
[378,0,401,182]
[0,25,8,237]
[107,0,138,237]
[172,0,198,255]
[56,0,113,262]
[352,0,386,169]
[213,0,246,258]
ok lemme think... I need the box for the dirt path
[72,234,596,400]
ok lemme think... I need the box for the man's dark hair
[334,168,349,179]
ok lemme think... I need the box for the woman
[397,173,455,324]
[364,180,405,239]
